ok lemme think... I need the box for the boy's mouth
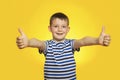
[56,33,63,35]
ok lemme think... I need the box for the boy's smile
[49,18,70,42]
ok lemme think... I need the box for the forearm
[75,36,100,47]
[81,36,99,45]
[28,38,45,49]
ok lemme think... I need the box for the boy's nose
[58,27,62,31]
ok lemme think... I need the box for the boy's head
[50,12,69,26]
[49,12,70,41]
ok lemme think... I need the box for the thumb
[101,26,105,34]
[99,26,106,45]
[18,28,25,36]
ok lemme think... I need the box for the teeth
[57,33,63,35]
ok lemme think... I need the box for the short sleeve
[38,41,47,55]
[70,39,80,52]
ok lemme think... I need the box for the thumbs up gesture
[16,28,29,49]
[98,27,111,46]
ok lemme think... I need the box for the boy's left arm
[74,27,111,49]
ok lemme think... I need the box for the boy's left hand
[98,27,111,46]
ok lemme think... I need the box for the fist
[99,27,111,46]
[16,28,28,49]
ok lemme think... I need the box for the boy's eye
[63,26,66,28]
[54,26,58,28]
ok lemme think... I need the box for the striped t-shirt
[39,39,80,80]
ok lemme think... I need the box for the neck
[53,38,66,42]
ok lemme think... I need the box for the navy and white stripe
[39,39,80,80]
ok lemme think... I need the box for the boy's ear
[67,26,70,32]
[48,26,52,32]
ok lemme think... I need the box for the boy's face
[49,18,70,41]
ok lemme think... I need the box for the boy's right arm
[16,28,45,51]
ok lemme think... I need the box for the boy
[16,12,111,80]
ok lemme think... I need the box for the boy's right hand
[16,28,28,49]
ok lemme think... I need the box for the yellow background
[0,0,120,80]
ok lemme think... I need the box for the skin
[16,18,111,50]
[48,18,70,42]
